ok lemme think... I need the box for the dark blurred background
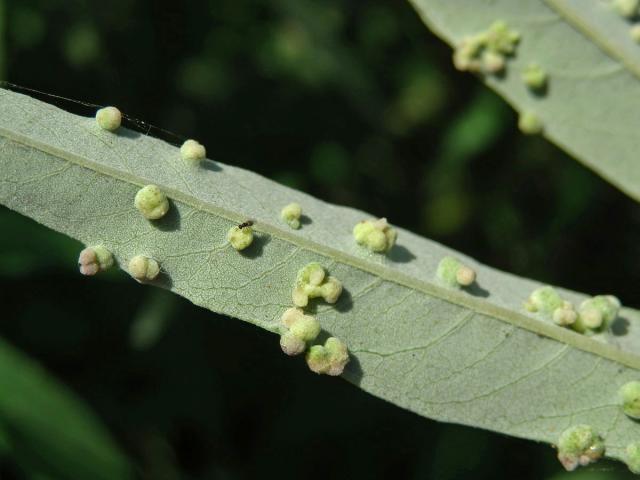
[1,0,639,479]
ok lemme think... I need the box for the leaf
[409,0,640,202]
[0,336,132,479]
[0,88,639,469]
[129,289,178,350]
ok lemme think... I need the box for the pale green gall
[306,345,331,374]
[573,295,620,334]
[289,315,321,343]
[324,337,350,376]
[453,35,485,72]
[353,218,397,253]
[485,20,520,55]
[481,50,505,74]
[180,139,206,166]
[552,301,577,327]
[128,255,160,282]
[614,0,639,18]
[436,256,476,288]
[281,307,302,329]
[320,276,343,304]
[279,307,321,356]
[280,331,306,356]
[95,106,122,132]
[227,225,254,251]
[297,262,325,286]
[524,286,563,314]
[305,337,349,376]
[556,425,605,471]
[626,442,640,474]
[78,245,114,276]
[292,263,342,307]
[620,381,640,419]
[280,202,302,229]
[453,21,519,75]
[518,111,543,135]
[522,63,547,90]
[134,185,170,220]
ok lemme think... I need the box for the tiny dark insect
[237,220,254,229]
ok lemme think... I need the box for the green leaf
[0,337,132,479]
[409,0,640,202]
[0,88,639,469]
[129,289,178,350]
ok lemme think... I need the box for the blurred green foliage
[0,338,132,479]
[1,0,640,478]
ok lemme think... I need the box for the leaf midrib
[545,0,640,81]
[2,120,639,370]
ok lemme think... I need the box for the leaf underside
[1,88,639,466]
[409,0,640,203]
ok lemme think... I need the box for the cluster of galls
[279,263,349,376]
[526,288,640,474]
[292,262,342,308]
[524,286,620,335]
[95,104,353,378]
[78,246,114,276]
[557,425,605,471]
[436,256,476,289]
[453,21,520,75]
[453,21,550,136]
[98,104,402,260]
[557,417,640,474]
[353,218,397,253]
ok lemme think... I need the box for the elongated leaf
[0,337,132,479]
[0,88,639,469]
[409,0,640,202]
